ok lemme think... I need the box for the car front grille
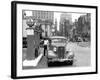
[57,47,65,59]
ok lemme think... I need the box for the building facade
[23,10,54,38]
[59,13,72,37]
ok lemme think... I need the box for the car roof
[49,36,67,39]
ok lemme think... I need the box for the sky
[54,12,61,31]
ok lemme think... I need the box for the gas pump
[26,18,35,60]
[26,18,44,60]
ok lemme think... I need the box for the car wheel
[69,60,73,65]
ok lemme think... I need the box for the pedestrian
[43,38,51,56]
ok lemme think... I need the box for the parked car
[47,36,74,66]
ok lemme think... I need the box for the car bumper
[48,58,74,66]
[48,58,73,62]
[48,60,73,67]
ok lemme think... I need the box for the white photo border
[11,1,98,79]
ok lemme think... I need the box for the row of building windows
[32,11,54,20]
[23,10,54,21]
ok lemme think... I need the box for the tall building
[59,13,72,37]
[32,10,54,22]
[60,13,72,24]
[77,13,91,34]
[76,13,91,41]
[23,10,54,22]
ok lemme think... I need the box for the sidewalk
[23,52,44,67]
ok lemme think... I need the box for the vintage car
[47,36,74,66]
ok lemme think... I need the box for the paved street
[67,42,91,67]
[23,42,91,69]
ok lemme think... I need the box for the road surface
[67,42,91,67]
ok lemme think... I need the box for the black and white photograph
[22,10,91,69]
[11,1,97,79]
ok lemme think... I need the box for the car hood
[51,43,66,47]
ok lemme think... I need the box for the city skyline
[23,10,88,37]
[54,12,86,31]
[24,10,87,22]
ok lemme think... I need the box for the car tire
[69,60,73,65]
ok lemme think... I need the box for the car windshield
[51,38,67,43]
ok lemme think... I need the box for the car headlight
[68,51,73,55]
[53,47,57,51]
[68,52,74,59]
